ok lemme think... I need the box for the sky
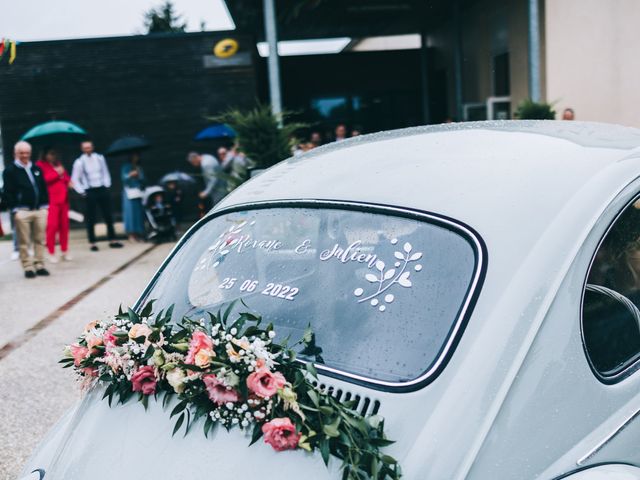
[0,0,235,42]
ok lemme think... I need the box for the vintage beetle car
[21,121,640,479]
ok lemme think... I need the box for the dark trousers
[85,187,116,243]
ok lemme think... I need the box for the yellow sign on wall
[214,39,239,59]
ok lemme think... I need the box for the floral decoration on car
[354,240,423,312]
[61,302,401,480]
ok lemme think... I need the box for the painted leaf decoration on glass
[375,260,385,271]
[394,251,404,260]
[365,273,379,283]
[383,269,396,280]
[403,242,412,253]
[398,271,412,287]
[410,252,423,261]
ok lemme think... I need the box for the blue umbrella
[194,124,236,141]
[21,120,87,143]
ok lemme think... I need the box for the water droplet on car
[371,299,379,306]
[354,288,364,297]
[379,305,386,312]
[415,264,422,271]
[384,294,394,303]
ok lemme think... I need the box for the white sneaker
[61,252,73,261]
[10,251,19,261]
[48,253,59,264]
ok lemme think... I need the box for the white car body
[22,121,640,479]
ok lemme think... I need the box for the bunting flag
[9,40,16,64]
[0,38,17,64]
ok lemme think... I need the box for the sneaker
[10,251,19,261]
[109,241,124,249]
[36,268,50,276]
[61,252,73,261]
[48,253,59,264]
[24,270,36,279]
[90,245,99,252]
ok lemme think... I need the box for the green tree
[144,1,187,34]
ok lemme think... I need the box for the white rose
[166,368,186,394]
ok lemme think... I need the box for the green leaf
[380,455,397,465]
[323,424,340,438]
[172,412,185,436]
[306,389,320,407]
[305,362,318,379]
[140,300,154,318]
[249,422,263,446]
[170,399,187,418]
[319,439,330,466]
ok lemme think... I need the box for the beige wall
[545,0,640,127]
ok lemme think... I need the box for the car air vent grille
[313,381,381,417]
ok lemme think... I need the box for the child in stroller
[143,186,177,242]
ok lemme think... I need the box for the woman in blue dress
[121,153,146,242]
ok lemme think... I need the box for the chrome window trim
[136,199,487,392]
[580,192,640,384]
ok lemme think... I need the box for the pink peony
[131,365,157,395]
[185,331,214,365]
[70,344,89,367]
[203,374,240,405]
[103,326,118,349]
[261,418,301,451]
[247,367,286,399]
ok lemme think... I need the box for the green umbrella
[21,120,87,143]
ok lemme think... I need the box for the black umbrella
[105,135,151,156]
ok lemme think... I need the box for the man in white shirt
[71,141,123,251]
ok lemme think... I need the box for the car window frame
[135,199,487,392]
[581,192,640,384]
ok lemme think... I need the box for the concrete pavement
[0,228,175,480]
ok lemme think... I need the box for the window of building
[492,51,510,96]
[583,198,640,380]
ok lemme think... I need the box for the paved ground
[0,227,174,480]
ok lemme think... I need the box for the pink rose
[103,326,118,349]
[83,367,98,377]
[261,418,301,451]
[202,374,240,405]
[131,365,157,395]
[70,344,89,367]
[185,331,214,365]
[247,367,286,399]
[86,334,103,350]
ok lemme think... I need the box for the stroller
[143,186,177,242]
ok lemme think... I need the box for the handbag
[124,187,144,200]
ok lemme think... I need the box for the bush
[515,99,556,120]
[213,104,306,170]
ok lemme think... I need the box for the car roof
[218,120,640,238]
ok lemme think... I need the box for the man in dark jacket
[2,141,50,278]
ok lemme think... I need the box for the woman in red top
[36,147,72,262]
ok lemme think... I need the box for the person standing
[562,108,575,120]
[71,140,123,251]
[121,152,146,242]
[334,124,348,142]
[187,151,226,207]
[36,147,72,262]
[2,141,50,278]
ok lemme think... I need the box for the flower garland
[61,302,402,479]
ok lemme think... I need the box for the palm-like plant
[213,104,306,170]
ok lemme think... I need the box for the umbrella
[194,124,236,141]
[21,120,87,143]
[105,135,151,156]
[160,171,196,185]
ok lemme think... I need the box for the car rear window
[141,203,484,389]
